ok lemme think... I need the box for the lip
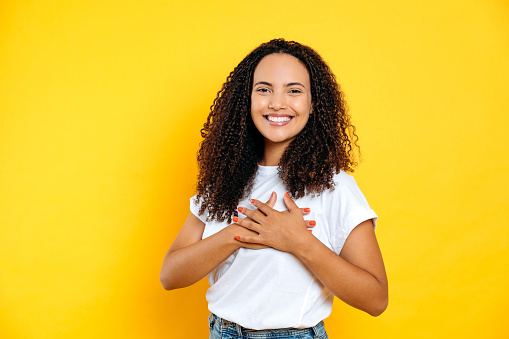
[263,114,294,127]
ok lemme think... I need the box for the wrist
[293,232,322,260]
[222,224,242,249]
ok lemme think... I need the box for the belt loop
[312,321,323,337]
[236,323,243,337]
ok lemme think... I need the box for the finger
[283,192,300,213]
[242,216,255,223]
[306,220,316,228]
[234,234,265,245]
[301,207,311,215]
[265,191,277,208]
[232,216,261,233]
[250,198,275,216]
[237,207,266,224]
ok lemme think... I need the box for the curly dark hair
[195,38,359,222]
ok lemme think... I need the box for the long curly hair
[195,38,359,222]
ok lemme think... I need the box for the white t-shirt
[190,165,377,330]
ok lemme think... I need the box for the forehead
[253,53,310,84]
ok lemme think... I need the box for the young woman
[160,39,388,339]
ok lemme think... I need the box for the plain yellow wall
[1,1,508,338]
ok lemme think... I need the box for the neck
[259,140,291,166]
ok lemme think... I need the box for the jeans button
[222,320,228,327]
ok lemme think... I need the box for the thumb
[265,191,277,208]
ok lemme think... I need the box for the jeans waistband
[208,313,327,338]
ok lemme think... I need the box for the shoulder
[324,171,378,253]
[189,194,208,224]
[332,170,357,186]
[323,170,376,228]
[326,170,366,200]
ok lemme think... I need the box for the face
[250,53,312,149]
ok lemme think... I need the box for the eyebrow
[253,81,306,88]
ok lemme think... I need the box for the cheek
[292,99,311,116]
[250,99,262,113]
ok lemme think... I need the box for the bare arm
[160,193,313,290]
[234,194,388,316]
[159,213,245,290]
[295,220,388,316]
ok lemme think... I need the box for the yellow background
[1,1,508,338]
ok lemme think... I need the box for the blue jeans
[208,313,329,339]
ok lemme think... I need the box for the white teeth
[267,116,291,122]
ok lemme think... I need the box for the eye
[256,87,270,93]
[289,89,302,94]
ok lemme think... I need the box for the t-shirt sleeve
[189,195,208,224]
[327,172,378,254]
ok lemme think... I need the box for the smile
[266,116,291,122]
[263,115,293,126]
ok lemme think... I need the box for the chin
[264,135,295,145]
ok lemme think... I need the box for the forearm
[160,225,239,290]
[295,235,388,316]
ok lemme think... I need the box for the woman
[160,39,388,338]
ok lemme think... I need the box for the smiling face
[250,53,312,158]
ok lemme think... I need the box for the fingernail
[233,216,238,222]
[285,192,290,198]
[250,199,255,204]
[304,208,310,213]
[309,220,316,226]
[237,207,243,212]
[308,230,313,233]
[234,236,240,240]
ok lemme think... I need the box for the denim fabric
[208,313,328,339]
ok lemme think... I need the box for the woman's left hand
[233,192,314,253]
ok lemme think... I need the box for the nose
[268,92,286,110]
